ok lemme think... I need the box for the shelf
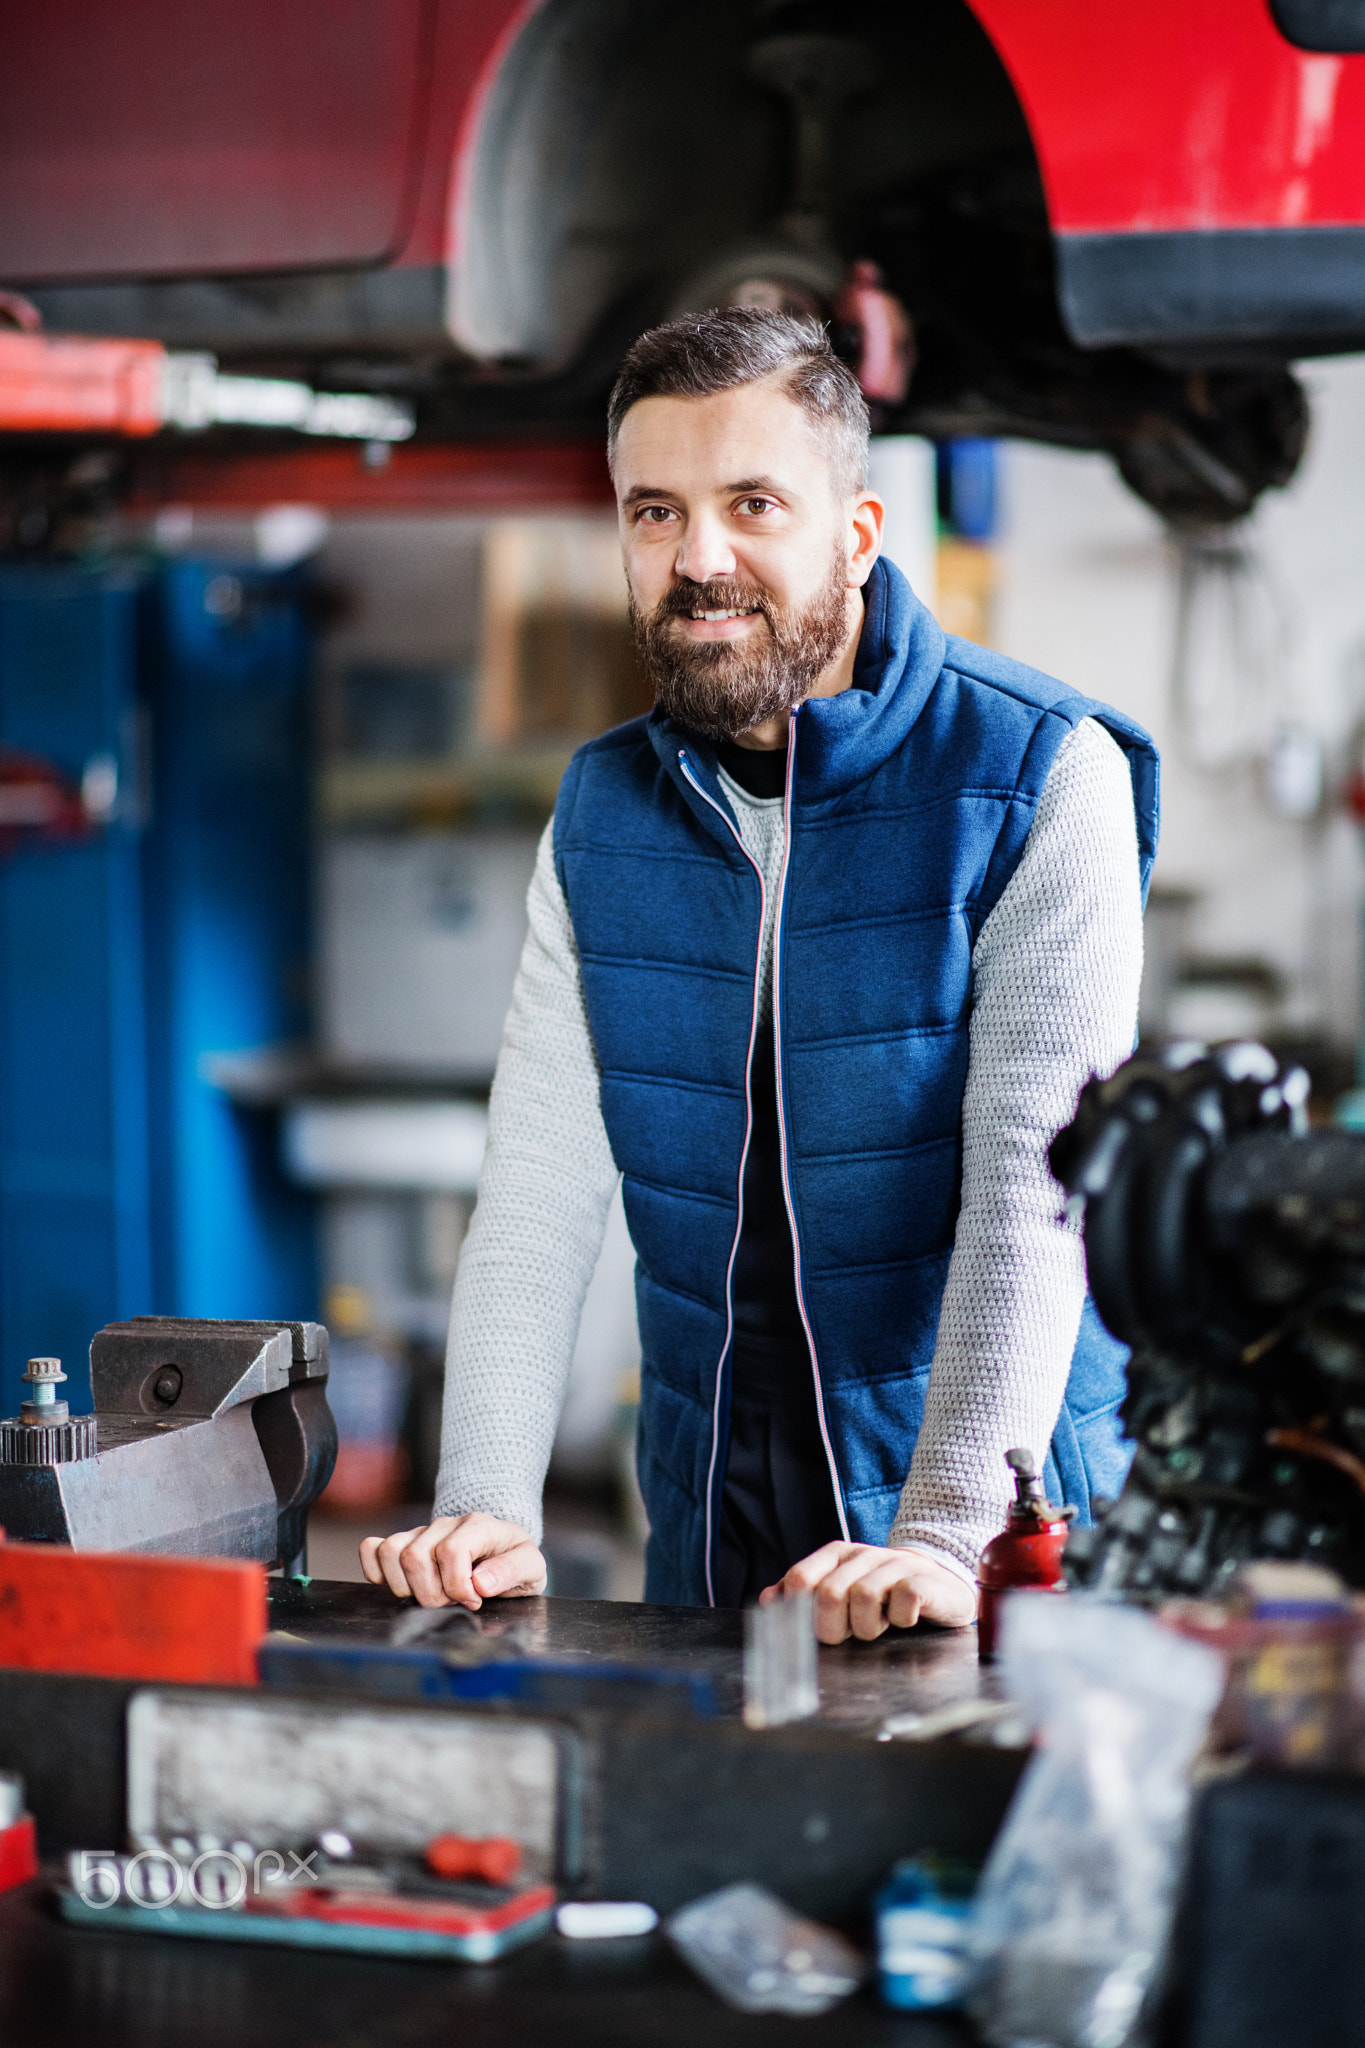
[317,747,573,828]
[282,1099,489,1194]
[201,1046,494,1107]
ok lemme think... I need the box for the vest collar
[647,557,945,815]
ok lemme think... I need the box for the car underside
[0,0,1357,530]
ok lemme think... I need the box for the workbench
[268,1576,1005,1732]
[0,1583,1014,2048]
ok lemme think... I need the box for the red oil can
[976,1448,1075,1661]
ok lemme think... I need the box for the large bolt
[23,1358,64,1401]
[21,1356,68,1425]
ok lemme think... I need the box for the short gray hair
[607,308,870,499]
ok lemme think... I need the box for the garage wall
[994,355,1365,1067]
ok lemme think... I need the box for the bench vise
[0,1318,337,1573]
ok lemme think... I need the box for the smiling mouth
[685,607,760,622]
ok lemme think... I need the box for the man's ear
[848,491,885,587]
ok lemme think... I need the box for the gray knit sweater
[434,716,1143,1580]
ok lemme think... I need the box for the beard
[627,545,851,742]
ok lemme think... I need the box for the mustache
[627,543,850,743]
[649,578,775,625]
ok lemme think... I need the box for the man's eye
[638,505,675,524]
[739,497,774,516]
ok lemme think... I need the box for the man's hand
[760,1542,977,1643]
[359,1512,547,1610]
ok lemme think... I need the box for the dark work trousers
[714,1334,844,1607]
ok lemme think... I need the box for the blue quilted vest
[554,558,1159,1606]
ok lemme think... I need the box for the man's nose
[674,514,737,585]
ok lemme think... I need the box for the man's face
[614,376,878,741]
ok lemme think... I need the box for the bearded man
[361,309,1158,1641]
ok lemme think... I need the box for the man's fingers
[768,1543,856,1599]
[848,1559,920,1641]
[894,1565,977,1631]
[470,1541,547,1598]
[805,1553,884,1640]
[403,1522,473,1607]
[440,1515,543,1599]
[361,1525,431,1600]
[428,1512,523,1605]
[759,1543,978,1643]
[427,1514,544,1606]
[358,1514,545,1611]
[375,1517,483,1609]
[754,1541,980,1645]
[812,1554,880,1605]
[887,1576,936,1631]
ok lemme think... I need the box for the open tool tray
[58,1869,556,1963]
[55,1687,572,1962]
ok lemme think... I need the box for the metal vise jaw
[0,1318,337,1572]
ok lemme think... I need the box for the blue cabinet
[0,560,316,1417]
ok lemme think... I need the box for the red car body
[973,0,1365,348]
[0,0,1360,514]
[981,2,1365,237]
[4,0,1362,350]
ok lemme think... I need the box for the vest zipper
[771,711,852,1543]
[678,748,766,1605]
[679,736,852,1601]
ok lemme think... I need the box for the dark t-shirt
[715,737,787,800]
[712,738,840,1599]
[713,740,804,1353]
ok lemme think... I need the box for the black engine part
[1050,1040,1365,1597]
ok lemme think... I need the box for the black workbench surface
[0,1584,1004,2048]
[265,1575,1003,1729]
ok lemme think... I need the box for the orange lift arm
[0,331,165,435]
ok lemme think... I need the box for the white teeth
[693,608,754,621]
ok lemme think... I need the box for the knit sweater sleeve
[887,716,1144,1577]
[432,820,620,1543]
